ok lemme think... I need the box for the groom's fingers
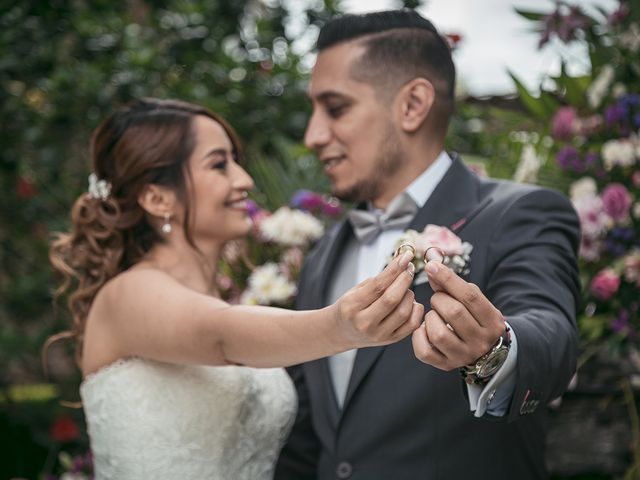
[424,261,502,329]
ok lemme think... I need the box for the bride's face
[184,115,254,244]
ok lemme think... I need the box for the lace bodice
[80,358,297,479]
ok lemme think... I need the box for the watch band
[460,325,511,386]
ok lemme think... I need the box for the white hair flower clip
[87,173,112,201]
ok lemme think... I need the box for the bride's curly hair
[49,98,244,364]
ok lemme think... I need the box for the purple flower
[539,5,591,47]
[601,183,632,222]
[608,4,629,25]
[246,199,261,218]
[590,268,620,301]
[291,189,324,211]
[584,152,598,169]
[552,106,576,140]
[321,197,342,217]
[556,146,580,170]
[611,310,630,334]
[604,103,624,127]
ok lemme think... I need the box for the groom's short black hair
[316,9,456,132]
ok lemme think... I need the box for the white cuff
[467,323,518,417]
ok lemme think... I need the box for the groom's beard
[333,124,406,204]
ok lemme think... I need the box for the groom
[275,9,580,480]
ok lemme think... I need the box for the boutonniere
[392,225,473,282]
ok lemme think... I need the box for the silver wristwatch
[460,326,511,385]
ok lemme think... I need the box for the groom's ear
[395,78,435,134]
[137,184,177,218]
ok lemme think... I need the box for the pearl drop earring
[161,213,172,234]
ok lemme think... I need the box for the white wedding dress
[80,357,297,479]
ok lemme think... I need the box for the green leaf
[513,8,547,22]
[508,71,552,120]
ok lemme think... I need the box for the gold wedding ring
[394,243,416,259]
[423,246,446,264]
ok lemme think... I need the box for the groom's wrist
[460,326,511,385]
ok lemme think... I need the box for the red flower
[16,175,37,199]
[445,33,462,50]
[50,415,80,443]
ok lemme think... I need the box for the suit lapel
[340,155,481,414]
[300,219,354,310]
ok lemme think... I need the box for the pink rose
[416,225,464,256]
[590,268,620,301]
[632,171,640,188]
[601,183,632,222]
[551,106,577,140]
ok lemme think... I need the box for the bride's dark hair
[49,98,244,363]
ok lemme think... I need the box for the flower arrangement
[392,224,473,277]
[513,0,639,349]
[218,190,342,307]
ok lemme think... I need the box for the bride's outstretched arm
[86,251,421,369]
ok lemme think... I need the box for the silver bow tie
[348,193,418,244]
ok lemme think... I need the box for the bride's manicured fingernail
[400,250,413,266]
[407,262,415,276]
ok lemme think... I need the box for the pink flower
[632,171,640,188]
[590,268,620,301]
[552,106,577,140]
[415,225,464,256]
[601,183,632,222]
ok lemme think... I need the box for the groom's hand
[411,260,505,370]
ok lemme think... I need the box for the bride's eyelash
[211,159,228,170]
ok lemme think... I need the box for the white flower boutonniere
[392,224,473,279]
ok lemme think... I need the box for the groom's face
[305,41,406,207]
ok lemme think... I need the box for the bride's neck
[140,241,221,297]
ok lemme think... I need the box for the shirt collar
[405,151,452,208]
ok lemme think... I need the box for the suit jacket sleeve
[484,188,581,422]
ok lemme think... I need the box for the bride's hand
[334,251,424,349]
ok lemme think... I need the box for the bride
[49,98,422,479]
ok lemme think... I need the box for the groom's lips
[321,155,346,174]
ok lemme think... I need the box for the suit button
[336,461,353,478]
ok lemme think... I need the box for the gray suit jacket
[275,157,580,480]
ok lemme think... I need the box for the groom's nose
[304,108,331,151]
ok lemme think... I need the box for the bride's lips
[225,197,249,211]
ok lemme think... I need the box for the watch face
[477,347,509,378]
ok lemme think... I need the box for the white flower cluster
[260,206,324,247]
[619,22,640,53]
[601,135,639,170]
[569,178,613,262]
[240,262,297,306]
[586,64,614,109]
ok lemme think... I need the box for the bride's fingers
[367,289,416,340]
[390,299,424,341]
[360,260,415,323]
[350,250,415,310]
